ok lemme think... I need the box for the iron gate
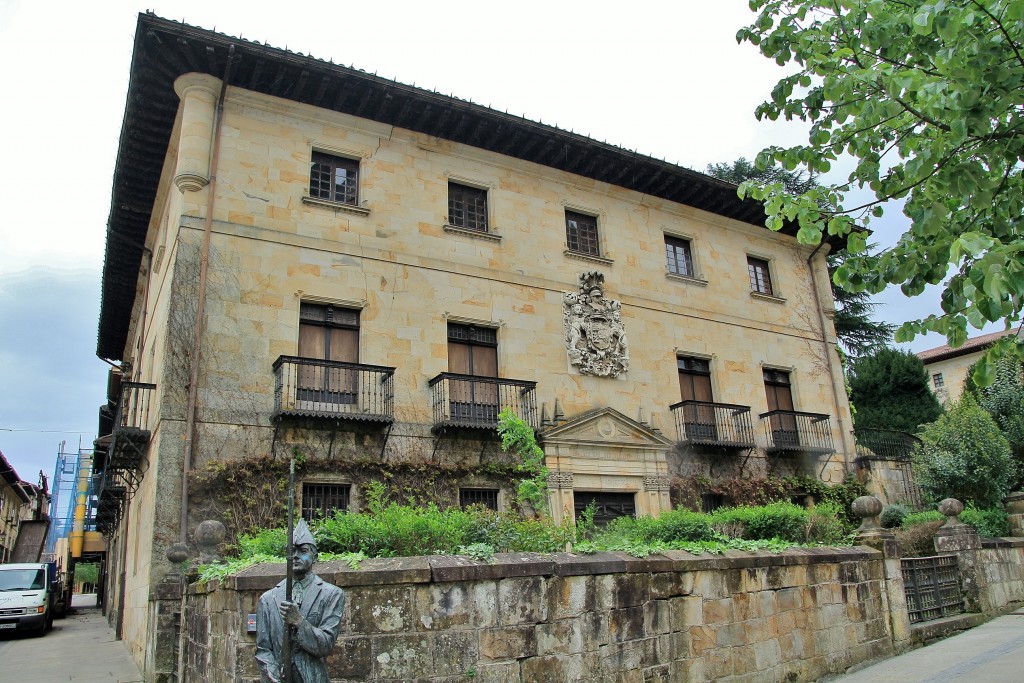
[901,554,964,623]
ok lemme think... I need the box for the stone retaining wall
[977,538,1024,613]
[182,548,894,683]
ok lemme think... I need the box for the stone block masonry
[181,548,896,683]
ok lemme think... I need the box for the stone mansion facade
[95,14,854,679]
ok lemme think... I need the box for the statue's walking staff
[281,455,295,683]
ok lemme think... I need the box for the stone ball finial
[195,520,227,564]
[852,495,883,531]
[165,543,190,565]
[938,498,965,527]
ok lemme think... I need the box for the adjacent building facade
[917,329,1020,403]
[95,14,856,679]
[0,451,49,563]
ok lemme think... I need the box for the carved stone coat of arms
[563,271,629,378]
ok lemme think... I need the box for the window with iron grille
[301,483,351,520]
[574,492,636,526]
[459,488,499,510]
[747,257,774,295]
[448,182,488,232]
[701,492,725,513]
[565,210,600,256]
[933,373,945,390]
[309,151,359,205]
[665,236,694,277]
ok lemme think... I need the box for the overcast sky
[0,0,1003,482]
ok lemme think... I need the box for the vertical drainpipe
[177,47,235,546]
[806,242,854,475]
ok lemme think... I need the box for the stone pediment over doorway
[540,407,674,450]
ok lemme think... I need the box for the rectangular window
[309,151,359,205]
[301,483,351,520]
[701,492,725,513]
[764,369,798,447]
[574,491,636,526]
[297,303,359,404]
[665,236,694,277]
[748,257,774,295]
[932,373,945,390]
[448,323,499,423]
[448,182,488,232]
[678,356,715,440]
[565,210,600,256]
[459,488,499,510]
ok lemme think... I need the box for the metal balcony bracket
[818,450,845,481]
[708,447,755,478]
[378,422,393,461]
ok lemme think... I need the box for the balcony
[669,401,757,449]
[273,356,395,423]
[853,428,921,462]
[759,410,835,454]
[99,381,156,497]
[429,373,538,431]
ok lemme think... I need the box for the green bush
[238,527,288,557]
[596,509,717,546]
[960,506,1011,538]
[914,394,1016,508]
[463,508,572,553]
[880,504,908,529]
[710,502,809,542]
[317,501,475,557]
[805,503,852,545]
[902,510,944,527]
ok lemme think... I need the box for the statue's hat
[292,518,317,549]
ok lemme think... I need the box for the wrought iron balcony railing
[428,373,538,430]
[759,410,835,454]
[96,381,156,500]
[853,428,921,461]
[273,355,396,422]
[669,400,757,449]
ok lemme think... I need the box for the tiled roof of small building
[916,328,1021,364]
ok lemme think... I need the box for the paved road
[828,610,1024,683]
[0,593,142,682]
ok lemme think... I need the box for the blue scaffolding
[45,444,95,556]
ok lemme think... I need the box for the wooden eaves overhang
[98,12,839,361]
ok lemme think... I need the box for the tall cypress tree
[848,348,943,434]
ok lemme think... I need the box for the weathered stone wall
[976,539,1024,613]
[181,548,894,683]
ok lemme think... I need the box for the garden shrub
[895,520,943,557]
[805,503,851,545]
[463,508,573,553]
[960,506,1010,537]
[914,394,1016,508]
[237,526,288,557]
[880,504,908,529]
[710,502,809,542]
[902,510,944,527]
[900,506,1009,537]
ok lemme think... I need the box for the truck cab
[0,562,60,635]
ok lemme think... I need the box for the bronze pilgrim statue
[255,519,345,683]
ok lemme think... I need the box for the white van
[0,563,59,635]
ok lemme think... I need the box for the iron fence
[273,355,395,422]
[429,372,538,430]
[759,410,835,454]
[853,428,921,461]
[901,555,964,623]
[669,400,756,449]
